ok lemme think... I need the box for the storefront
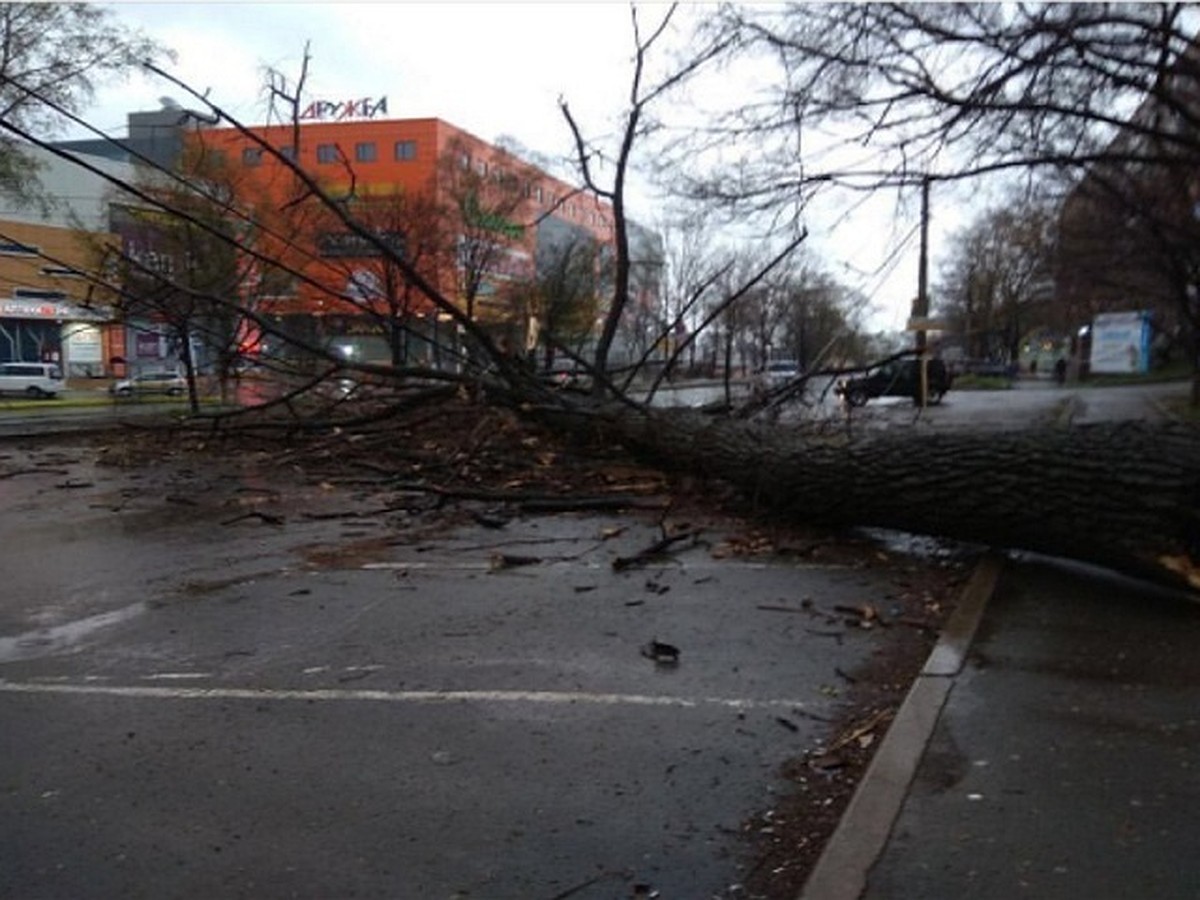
[0,296,115,377]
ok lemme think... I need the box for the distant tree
[936,198,1058,363]
[689,3,1200,400]
[0,3,167,200]
[526,229,604,370]
[302,186,449,369]
[794,272,870,369]
[559,2,744,395]
[1056,138,1199,370]
[655,211,732,379]
[104,144,265,411]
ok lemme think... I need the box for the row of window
[0,243,84,278]
[236,141,609,230]
[453,153,608,228]
[242,140,417,168]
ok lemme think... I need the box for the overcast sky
[81,2,686,189]
[74,1,946,333]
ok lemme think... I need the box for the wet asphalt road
[0,442,952,899]
[0,379,1189,899]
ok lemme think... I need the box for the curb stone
[797,552,1005,900]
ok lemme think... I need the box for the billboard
[1089,310,1152,374]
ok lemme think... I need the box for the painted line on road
[360,560,853,572]
[0,679,814,712]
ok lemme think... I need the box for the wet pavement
[858,555,1200,900]
[2,379,1193,899]
[0,438,965,899]
[796,378,1199,900]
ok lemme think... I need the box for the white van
[0,362,64,398]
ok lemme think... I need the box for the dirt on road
[1,398,974,898]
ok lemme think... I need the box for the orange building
[191,116,615,364]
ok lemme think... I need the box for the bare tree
[559,2,753,394]
[692,3,1200,398]
[0,3,167,201]
[437,136,530,328]
[936,196,1058,364]
[520,230,604,371]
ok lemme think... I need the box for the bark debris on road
[0,414,973,900]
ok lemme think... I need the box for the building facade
[36,104,659,375]
[1054,39,1200,370]
[0,143,128,375]
[191,114,619,366]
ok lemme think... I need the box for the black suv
[837,358,952,406]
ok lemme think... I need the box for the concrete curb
[797,551,1005,900]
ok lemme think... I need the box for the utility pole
[913,175,932,408]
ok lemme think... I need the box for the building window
[280,145,297,162]
[394,140,416,161]
[355,142,377,163]
[534,186,544,203]
[475,159,488,176]
[13,288,66,301]
[242,147,263,167]
[317,144,339,164]
[459,153,471,170]
[41,265,82,278]
[0,240,38,257]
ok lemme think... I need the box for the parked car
[537,362,591,390]
[110,370,187,397]
[837,358,952,406]
[762,359,801,385]
[0,361,63,398]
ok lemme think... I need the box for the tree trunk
[574,408,1200,595]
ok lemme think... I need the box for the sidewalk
[802,552,1200,900]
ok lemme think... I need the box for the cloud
[92,2,655,158]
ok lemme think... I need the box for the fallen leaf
[808,752,845,772]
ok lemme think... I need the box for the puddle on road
[856,526,978,562]
[0,602,146,663]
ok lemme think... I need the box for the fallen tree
[14,7,1199,599]
[540,403,1200,596]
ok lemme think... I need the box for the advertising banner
[1090,311,1152,374]
[63,324,103,363]
[135,331,164,359]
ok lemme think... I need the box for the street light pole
[914,175,932,408]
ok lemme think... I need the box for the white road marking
[0,678,812,711]
[359,560,849,572]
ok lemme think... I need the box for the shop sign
[299,96,388,122]
[1,298,108,322]
[318,230,405,258]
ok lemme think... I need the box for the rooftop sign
[298,96,389,122]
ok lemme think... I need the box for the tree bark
[572,408,1200,595]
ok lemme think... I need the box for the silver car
[110,371,187,397]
